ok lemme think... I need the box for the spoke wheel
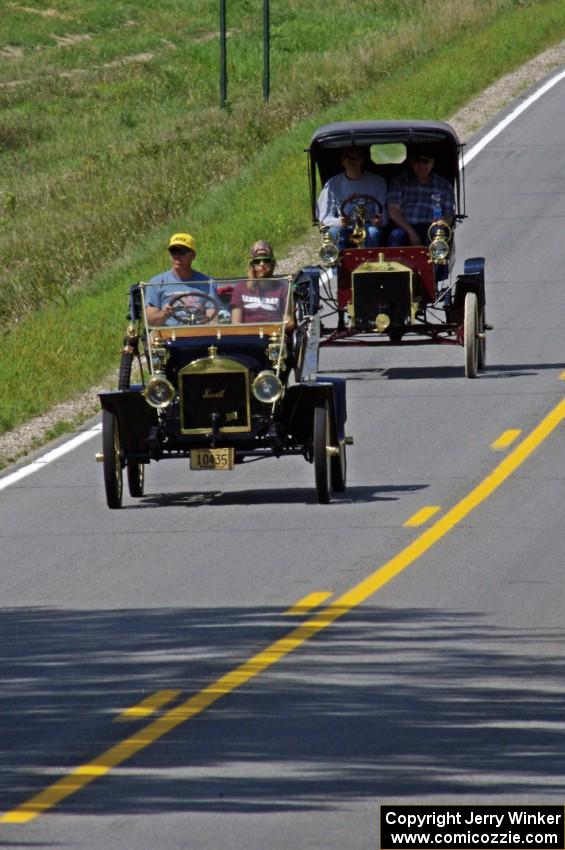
[330,440,347,493]
[102,410,123,509]
[313,403,331,504]
[464,291,479,379]
[127,461,145,498]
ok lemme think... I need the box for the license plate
[190,448,235,471]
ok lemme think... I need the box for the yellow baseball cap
[168,233,196,252]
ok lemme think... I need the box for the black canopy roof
[308,120,465,221]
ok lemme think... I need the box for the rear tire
[127,461,145,498]
[313,403,331,504]
[118,351,133,391]
[464,292,479,379]
[102,410,123,509]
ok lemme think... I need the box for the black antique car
[98,277,350,507]
[302,120,489,377]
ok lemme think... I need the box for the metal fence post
[220,0,227,108]
[263,0,270,102]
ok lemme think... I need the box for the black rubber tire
[313,403,331,504]
[118,351,133,391]
[102,409,123,509]
[127,461,145,498]
[464,291,479,379]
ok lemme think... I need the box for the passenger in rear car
[316,146,387,249]
[387,145,455,247]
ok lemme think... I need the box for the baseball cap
[168,233,196,252]
[249,239,274,260]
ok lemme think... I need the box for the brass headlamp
[319,229,340,266]
[428,220,452,265]
[143,373,175,408]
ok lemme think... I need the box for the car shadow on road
[322,363,565,380]
[2,604,565,819]
[123,484,427,509]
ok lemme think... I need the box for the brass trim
[179,355,251,434]
[350,260,416,327]
[152,323,284,340]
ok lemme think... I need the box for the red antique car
[302,120,489,377]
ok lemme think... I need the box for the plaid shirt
[387,172,455,224]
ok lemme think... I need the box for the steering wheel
[339,194,382,221]
[168,289,220,325]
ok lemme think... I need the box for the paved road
[1,71,565,849]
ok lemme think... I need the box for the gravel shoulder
[2,41,564,469]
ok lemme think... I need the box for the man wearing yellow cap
[145,233,214,325]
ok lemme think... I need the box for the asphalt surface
[2,72,565,849]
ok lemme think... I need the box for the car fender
[280,377,346,444]
[454,256,486,309]
[99,389,158,458]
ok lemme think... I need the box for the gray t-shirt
[145,269,213,326]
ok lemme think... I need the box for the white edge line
[2,68,565,493]
[0,424,102,491]
[462,67,565,166]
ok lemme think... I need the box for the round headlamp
[429,237,450,262]
[252,371,283,404]
[319,241,340,266]
[143,374,175,408]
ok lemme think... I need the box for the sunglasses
[251,257,274,266]
[169,246,191,256]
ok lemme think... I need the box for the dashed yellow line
[4,396,565,825]
[115,690,181,722]
[403,506,441,527]
[491,429,522,450]
[283,591,333,616]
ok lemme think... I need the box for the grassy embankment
[1,0,565,439]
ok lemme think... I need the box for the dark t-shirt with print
[230,279,288,323]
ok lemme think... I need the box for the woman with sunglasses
[230,241,293,329]
[387,146,455,247]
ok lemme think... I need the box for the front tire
[313,403,331,504]
[102,410,123,509]
[464,292,479,379]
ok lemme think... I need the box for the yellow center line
[491,429,522,450]
[4,395,565,825]
[115,689,182,721]
[283,591,333,616]
[403,505,441,527]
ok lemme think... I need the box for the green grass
[1,0,565,433]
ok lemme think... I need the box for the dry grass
[0,0,552,324]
